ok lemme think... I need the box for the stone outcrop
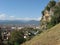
[40,0,60,30]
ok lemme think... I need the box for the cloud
[0,13,41,21]
[0,14,6,20]
[8,16,15,20]
[15,17,41,21]
[37,17,41,21]
[9,16,15,18]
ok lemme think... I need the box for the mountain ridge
[0,20,40,25]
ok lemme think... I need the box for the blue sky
[0,0,57,20]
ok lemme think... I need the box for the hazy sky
[0,0,57,20]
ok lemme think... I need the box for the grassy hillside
[21,23,60,45]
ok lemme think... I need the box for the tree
[45,6,50,11]
[48,0,56,8]
[0,27,2,39]
[47,5,60,29]
[54,6,60,23]
[42,10,45,16]
[9,30,26,45]
[0,28,3,45]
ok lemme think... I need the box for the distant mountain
[0,20,40,25]
[26,20,40,25]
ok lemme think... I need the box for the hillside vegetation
[40,0,60,29]
[22,23,60,45]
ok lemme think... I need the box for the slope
[21,23,60,45]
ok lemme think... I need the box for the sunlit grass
[22,23,60,45]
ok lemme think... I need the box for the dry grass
[21,23,60,45]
